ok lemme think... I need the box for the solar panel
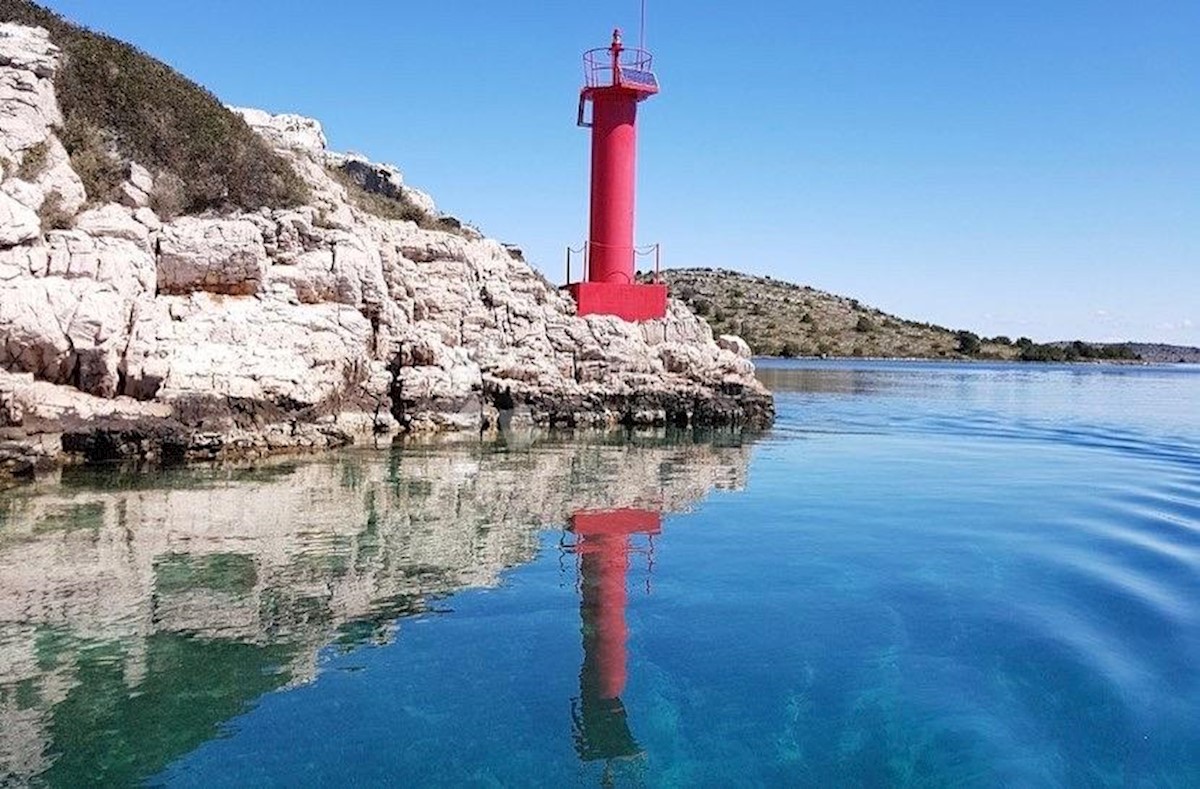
[620,69,659,91]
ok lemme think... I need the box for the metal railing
[565,243,588,284]
[565,241,661,285]
[582,46,654,89]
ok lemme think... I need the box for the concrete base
[567,282,668,322]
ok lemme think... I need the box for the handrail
[566,241,661,285]
[582,46,654,89]
[565,244,587,285]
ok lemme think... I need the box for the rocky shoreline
[0,23,771,483]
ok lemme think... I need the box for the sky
[40,0,1199,345]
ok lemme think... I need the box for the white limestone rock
[0,277,74,381]
[0,190,39,246]
[1,176,41,212]
[0,267,146,398]
[231,106,328,153]
[0,24,57,80]
[157,217,268,296]
[717,333,753,359]
[117,162,154,208]
[33,135,85,215]
[73,205,150,249]
[45,229,155,296]
[0,24,61,156]
[0,243,44,281]
[133,206,162,232]
[121,292,375,406]
[128,162,153,194]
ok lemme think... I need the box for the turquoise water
[1,361,1198,787]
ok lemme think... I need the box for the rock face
[0,24,772,479]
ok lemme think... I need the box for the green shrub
[37,191,73,231]
[855,315,874,333]
[955,331,982,356]
[150,171,187,220]
[0,0,309,213]
[16,139,49,180]
[59,114,123,203]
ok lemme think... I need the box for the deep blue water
[1,361,1197,787]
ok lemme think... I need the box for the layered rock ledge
[0,23,772,481]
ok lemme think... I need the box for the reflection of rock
[0,437,752,786]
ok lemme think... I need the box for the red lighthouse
[567,29,669,322]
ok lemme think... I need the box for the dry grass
[327,166,467,235]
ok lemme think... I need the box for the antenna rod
[639,0,646,51]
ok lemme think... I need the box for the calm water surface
[1,360,1197,787]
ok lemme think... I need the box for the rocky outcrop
[0,23,771,480]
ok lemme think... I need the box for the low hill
[654,268,1150,362]
[1122,344,1200,364]
[654,268,1016,359]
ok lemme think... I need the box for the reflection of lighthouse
[568,508,662,763]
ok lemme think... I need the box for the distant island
[650,269,1200,364]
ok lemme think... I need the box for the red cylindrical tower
[588,33,641,285]
[568,29,668,322]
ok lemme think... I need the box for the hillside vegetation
[0,0,308,213]
[654,268,1140,362]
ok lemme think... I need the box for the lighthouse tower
[568,29,668,322]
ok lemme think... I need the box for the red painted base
[567,282,668,322]
[570,508,663,538]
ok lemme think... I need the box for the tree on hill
[956,331,981,356]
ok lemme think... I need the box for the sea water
[0,361,1197,787]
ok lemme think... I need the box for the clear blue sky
[42,0,1199,344]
